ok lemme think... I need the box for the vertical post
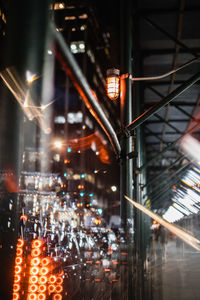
[0,1,50,299]
[120,0,134,298]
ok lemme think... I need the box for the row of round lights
[27,239,47,300]
[28,239,63,300]
[13,238,24,300]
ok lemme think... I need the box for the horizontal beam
[125,72,200,136]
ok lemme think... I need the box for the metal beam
[50,22,121,157]
[143,17,198,58]
[124,72,200,137]
[144,155,185,188]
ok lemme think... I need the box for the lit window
[70,41,85,54]
[54,116,66,124]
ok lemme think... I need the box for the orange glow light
[106,69,120,101]
[41,257,50,266]
[38,285,46,293]
[40,267,48,276]
[29,276,38,284]
[17,239,24,248]
[15,266,22,274]
[15,257,22,265]
[38,276,47,284]
[30,267,39,275]
[31,248,41,257]
[29,284,38,293]
[55,285,63,293]
[48,285,55,293]
[32,239,42,248]
[31,257,40,266]
[38,294,46,300]
[49,275,56,284]
[14,275,21,283]
[13,293,19,300]
[28,294,37,300]
[16,248,23,256]
[53,294,62,300]
[13,283,20,292]
[56,277,63,285]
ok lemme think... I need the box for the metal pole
[120,0,134,298]
[124,72,200,136]
[50,22,121,158]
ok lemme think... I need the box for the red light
[17,239,24,248]
[15,257,22,265]
[40,267,48,275]
[14,275,21,283]
[49,275,56,284]
[31,248,41,257]
[56,277,63,285]
[53,294,62,300]
[38,285,46,293]
[55,285,63,293]
[86,261,92,264]
[29,284,38,293]
[29,276,38,284]
[13,283,20,292]
[31,257,40,266]
[30,267,39,275]
[32,240,42,248]
[15,266,22,274]
[38,294,46,300]
[13,293,19,300]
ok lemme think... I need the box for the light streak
[125,195,200,251]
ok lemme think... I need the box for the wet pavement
[151,240,200,300]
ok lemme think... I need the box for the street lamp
[106,68,120,101]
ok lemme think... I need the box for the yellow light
[26,71,37,84]
[29,276,38,284]
[38,284,46,293]
[106,69,120,100]
[17,239,24,248]
[38,294,46,300]
[38,276,47,284]
[31,248,41,257]
[31,257,40,266]
[16,248,23,256]
[15,257,22,265]
[13,283,20,292]
[55,285,63,293]
[13,293,19,300]
[27,294,37,300]
[54,140,62,149]
[29,284,38,293]
[30,267,39,275]
[14,275,21,283]
[48,284,56,294]
[49,275,56,284]
[15,266,22,274]
[32,240,42,248]
[40,267,48,276]
[53,294,62,300]
[56,277,63,285]
[41,257,50,266]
